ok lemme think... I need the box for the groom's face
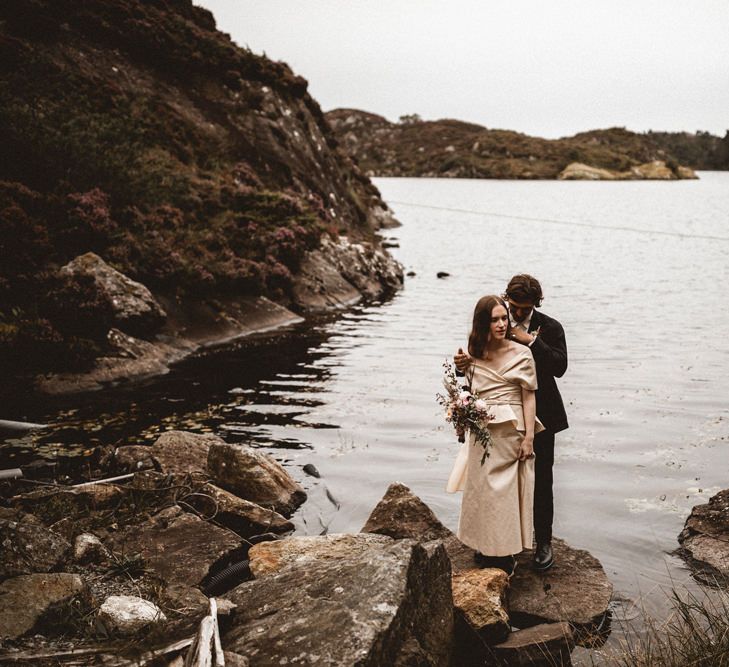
[507,298,534,323]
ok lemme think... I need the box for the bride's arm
[519,387,536,461]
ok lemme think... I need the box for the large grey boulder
[0,508,72,577]
[678,488,729,584]
[207,442,306,517]
[509,538,612,644]
[151,430,225,475]
[491,622,575,666]
[59,252,166,334]
[97,595,166,635]
[363,482,508,660]
[104,506,243,589]
[224,537,453,666]
[0,573,86,640]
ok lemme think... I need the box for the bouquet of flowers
[437,359,494,465]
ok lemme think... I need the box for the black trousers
[533,429,555,544]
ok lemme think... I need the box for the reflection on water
[3,173,729,661]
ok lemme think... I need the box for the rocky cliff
[0,0,401,385]
[326,109,707,180]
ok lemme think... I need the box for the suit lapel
[528,309,543,334]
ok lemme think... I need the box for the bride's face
[489,304,509,341]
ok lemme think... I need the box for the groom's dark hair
[505,274,543,307]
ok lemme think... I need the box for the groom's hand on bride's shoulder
[454,347,471,372]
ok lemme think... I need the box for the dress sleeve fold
[513,350,538,390]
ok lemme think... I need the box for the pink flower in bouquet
[474,398,488,412]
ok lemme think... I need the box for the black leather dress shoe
[534,542,554,570]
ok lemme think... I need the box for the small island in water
[326,108,729,180]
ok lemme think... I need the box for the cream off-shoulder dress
[447,347,545,556]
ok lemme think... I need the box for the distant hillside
[646,130,729,170]
[0,0,400,379]
[326,109,726,179]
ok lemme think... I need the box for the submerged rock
[97,595,166,635]
[59,252,166,334]
[0,573,86,640]
[207,442,306,517]
[678,488,729,584]
[0,508,72,577]
[491,621,575,666]
[104,506,243,589]
[509,538,612,642]
[224,538,453,666]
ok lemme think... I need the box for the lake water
[3,173,729,660]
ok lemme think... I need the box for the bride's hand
[518,436,534,462]
[454,347,472,372]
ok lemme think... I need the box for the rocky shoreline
[677,488,729,587]
[0,431,614,666]
[31,235,403,396]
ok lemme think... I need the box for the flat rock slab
[509,538,612,642]
[678,488,729,584]
[0,573,86,640]
[105,506,243,589]
[151,430,225,475]
[207,442,306,517]
[491,622,575,666]
[224,538,453,666]
[0,509,71,577]
[248,533,395,578]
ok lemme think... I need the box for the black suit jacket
[527,310,568,433]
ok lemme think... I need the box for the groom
[456,274,568,570]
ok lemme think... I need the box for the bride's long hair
[468,295,511,359]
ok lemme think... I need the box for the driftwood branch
[185,598,225,667]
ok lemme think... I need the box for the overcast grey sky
[197,1,729,139]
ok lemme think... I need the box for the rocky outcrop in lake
[326,108,701,180]
[0,0,402,392]
[678,488,729,585]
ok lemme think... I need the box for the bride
[447,295,544,573]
